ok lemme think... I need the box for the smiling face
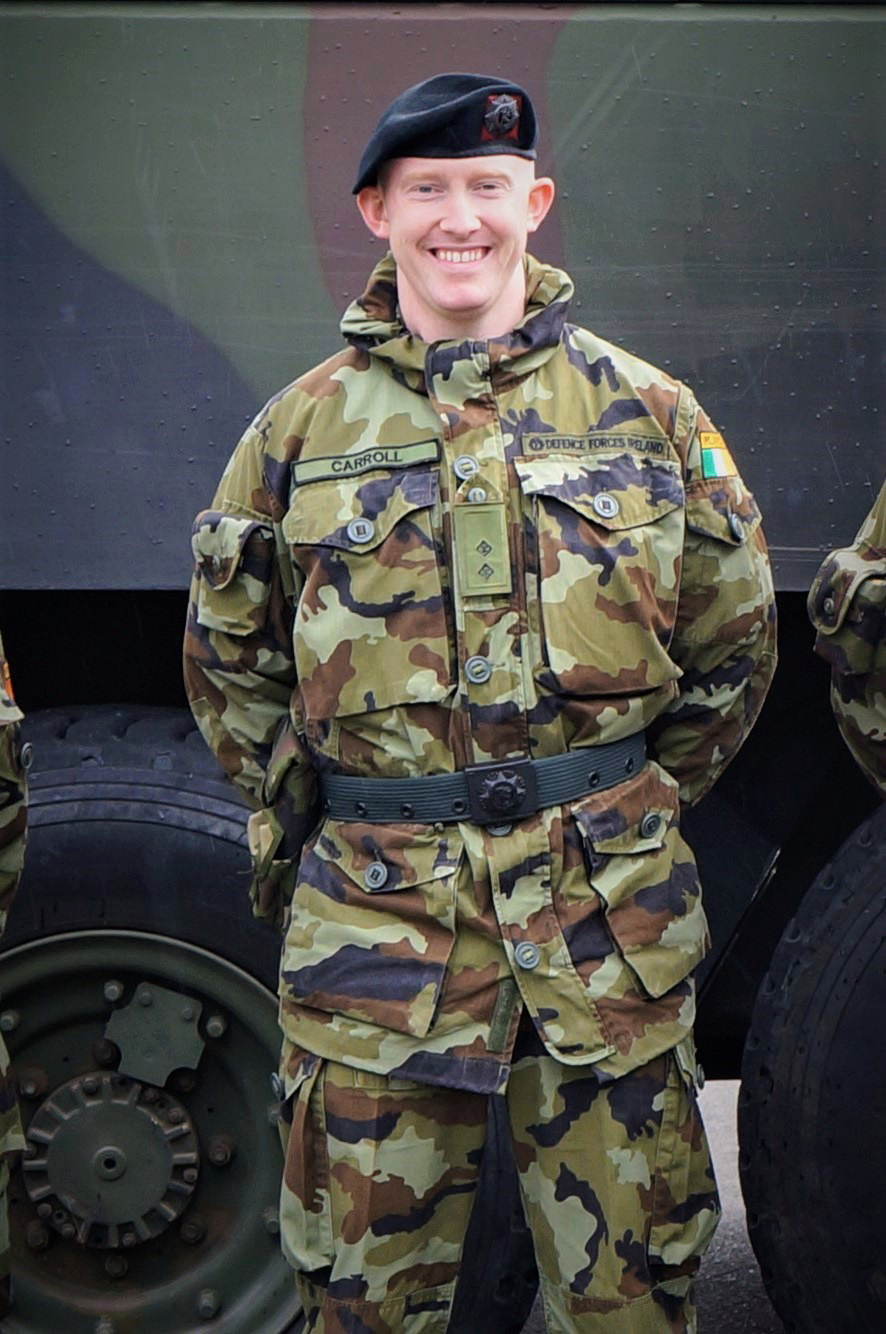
[356,156,555,342]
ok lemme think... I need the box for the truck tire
[2,705,537,1333]
[738,802,886,1333]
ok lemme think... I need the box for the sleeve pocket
[685,475,761,547]
[808,549,886,676]
[191,511,275,635]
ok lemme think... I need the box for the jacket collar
[340,252,574,394]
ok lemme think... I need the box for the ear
[526,176,556,234]
[356,186,390,239]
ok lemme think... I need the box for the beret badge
[483,94,520,139]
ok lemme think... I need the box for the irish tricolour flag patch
[699,431,736,478]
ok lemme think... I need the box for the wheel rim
[2,930,300,1334]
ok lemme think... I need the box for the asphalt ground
[521,1080,783,1332]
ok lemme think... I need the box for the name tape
[293,439,440,484]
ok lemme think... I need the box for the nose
[439,187,480,236]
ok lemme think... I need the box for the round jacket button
[822,595,836,618]
[514,941,541,971]
[347,517,375,545]
[454,454,479,481]
[465,656,493,684]
[364,861,389,890]
[639,812,662,839]
[728,512,744,542]
[19,742,33,771]
[467,486,487,504]
[487,822,513,837]
[592,493,619,520]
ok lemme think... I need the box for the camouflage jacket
[185,255,777,1093]
[1,631,26,1157]
[808,477,886,796]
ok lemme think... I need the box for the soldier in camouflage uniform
[808,477,886,795]
[0,631,27,1318]
[184,74,777,1331]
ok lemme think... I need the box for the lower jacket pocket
[280,820,463,1037]
[572,763,709,999]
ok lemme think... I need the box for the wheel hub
[22,1070,199,1248]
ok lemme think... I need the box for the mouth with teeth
[432,247,489,265]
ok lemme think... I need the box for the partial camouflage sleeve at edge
[808,478,886,797]
[0,639,27,938]
[647,396,778,806]
[0,635,27,1188]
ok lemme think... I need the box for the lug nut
[104,1255,128,1279]
[36,1202,52,1219]
[143,1086,159,1104]
[103,980,124,1003]
[197,1289,221,1319]
[181,1005,195,1022]
[121,1231,138,1248]
[168,1106,185,1125]
[25,1220,50,1251]
[208,1135,235,1167]
[180,1215,206,1245]
[0,1009,20,1033]
[206,1014,227,1039]
[138,989,153,1007]
[93,1038,118,1067]
[263,1207,280,1235]
[182,1167,199,1185]
[81,1075,99,1095]
[20,1078,39,1099]
[60,1222,76,1240]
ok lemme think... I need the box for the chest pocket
[282,469,453,719]
[515,452,685,695]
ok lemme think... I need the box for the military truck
[0,4,883,1331]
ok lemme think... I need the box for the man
[0,632,27,1319]
[184,73,777,1332]
[808,476,886,795]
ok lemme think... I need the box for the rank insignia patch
[699,431,737,478]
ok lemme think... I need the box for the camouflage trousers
[278,1034,720,1333]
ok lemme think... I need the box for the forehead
[384,155,534,188]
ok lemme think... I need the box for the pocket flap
[685,477,761,547]
[282,469,437,551]
[572,766,678,860]
[314,819,464,893]
[515,453,683,530]
[191,511,274,590]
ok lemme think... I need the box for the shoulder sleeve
[647,389,778,805]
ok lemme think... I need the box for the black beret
[353,72,538,193]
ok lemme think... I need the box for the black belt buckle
[464,758,539,825]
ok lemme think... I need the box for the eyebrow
[399,167,514,187]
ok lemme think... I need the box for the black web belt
[320,732,646,826]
